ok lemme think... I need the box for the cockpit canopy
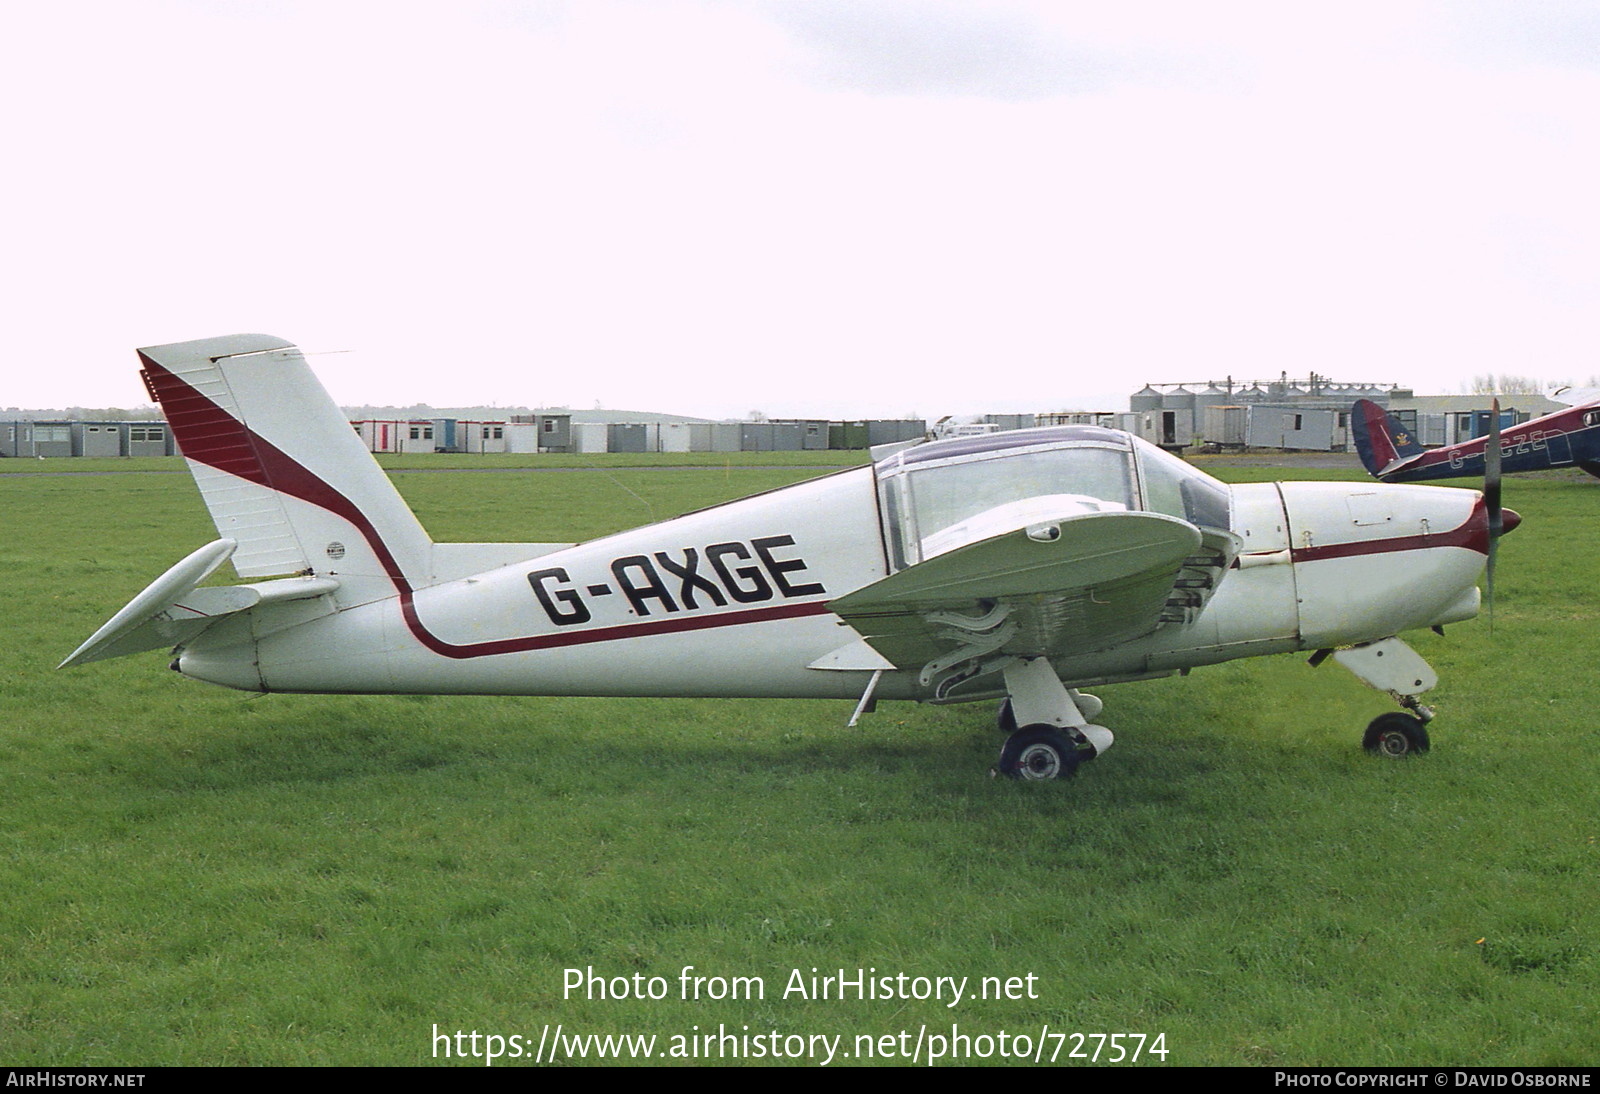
[874,426,1232,569]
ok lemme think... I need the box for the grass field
[2,457,1597,1066]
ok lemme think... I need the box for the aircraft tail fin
[138,334,433,606]
[1351,399,1423,479]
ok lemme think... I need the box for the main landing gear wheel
[994,725,1080,781]
[1362,713,1430,757]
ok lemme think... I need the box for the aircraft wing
[828,510,1238,686]
[1551,386,1600,406]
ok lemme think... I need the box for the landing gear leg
[992,658,1114,781]
[1330,637,1440,758]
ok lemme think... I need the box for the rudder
[139,334,433,607]
[1351,398,1422,479]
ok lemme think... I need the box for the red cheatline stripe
[401,599,833,659]
[1231,497,1489,566]
[1289,496,1489,562]
[143,356,833,658]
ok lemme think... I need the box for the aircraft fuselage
[179,470,1487,703]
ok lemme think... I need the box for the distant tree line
[0,406,163,420]
[1461,373,1599,395]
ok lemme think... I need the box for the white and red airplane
[62,335,1517,779]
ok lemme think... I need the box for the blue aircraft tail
[1352,399,1424,478]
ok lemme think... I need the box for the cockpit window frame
[876,430,1139,570]
[873,428,1233,571]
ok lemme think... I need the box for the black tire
[996,725,1079,781]
[1362,713,1430,757]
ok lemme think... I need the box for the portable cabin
[740,422,805,451]
[121,422,172,456]
[73,422,121,457]
[459,421,508,454]
[353,420,404,453]
[982,413,1037,433]
[660,422,715,453]
[1245,406,1338,451]
[399,421,438,454]
[607,423,651,454]
[573,422,609,454]
[1200,405,1248,448]
[771,419,830,450]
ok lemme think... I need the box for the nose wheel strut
[1327,638,1439,758]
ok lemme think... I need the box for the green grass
[2,461,1597,1066]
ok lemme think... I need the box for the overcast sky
[5,1,1599,419]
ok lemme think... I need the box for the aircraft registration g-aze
[1353,392,1600,484]
[63,335,1519,779]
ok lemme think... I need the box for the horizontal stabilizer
[60,539,340,668]
[61,539,237,668]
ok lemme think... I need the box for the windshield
[1133,439,1233,533]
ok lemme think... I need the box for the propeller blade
[1485,398,1502,631]
[1485,397,1503,534]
